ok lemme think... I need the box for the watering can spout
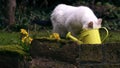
[66,32,83,44]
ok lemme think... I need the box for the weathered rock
[30,39,120,68]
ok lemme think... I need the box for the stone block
[79,44,103,63]
[30,39,79,63]
[104,43,120,63]
[0,55,18,68]
[78,64,120,68]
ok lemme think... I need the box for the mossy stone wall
[0,39,120,68]
[29,39,120,68]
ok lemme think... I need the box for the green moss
[0,45,27,57]
[0,32,20,45]
[36,37,73,43]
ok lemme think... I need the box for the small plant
[20,29,33,52]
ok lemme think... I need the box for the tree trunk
[7,0,16,25]
[3,0,16,31]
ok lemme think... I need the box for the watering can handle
[100,27,109,42]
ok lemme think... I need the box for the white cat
[51,4,102,37]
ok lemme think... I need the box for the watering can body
[79,27,109,44]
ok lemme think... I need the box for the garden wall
[29,39,120,68]
[0,39,120,68]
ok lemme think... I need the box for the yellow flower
[28,37,33,44]
[21,36,33,44]
[50,33,60,40]
[20,29,28,35]
[21,36,27,43]
[20,29,33,44]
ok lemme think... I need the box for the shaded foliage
[0,0,120,31]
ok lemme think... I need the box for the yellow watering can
[66,27,109,44]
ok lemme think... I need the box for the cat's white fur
[51,4,102,37]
